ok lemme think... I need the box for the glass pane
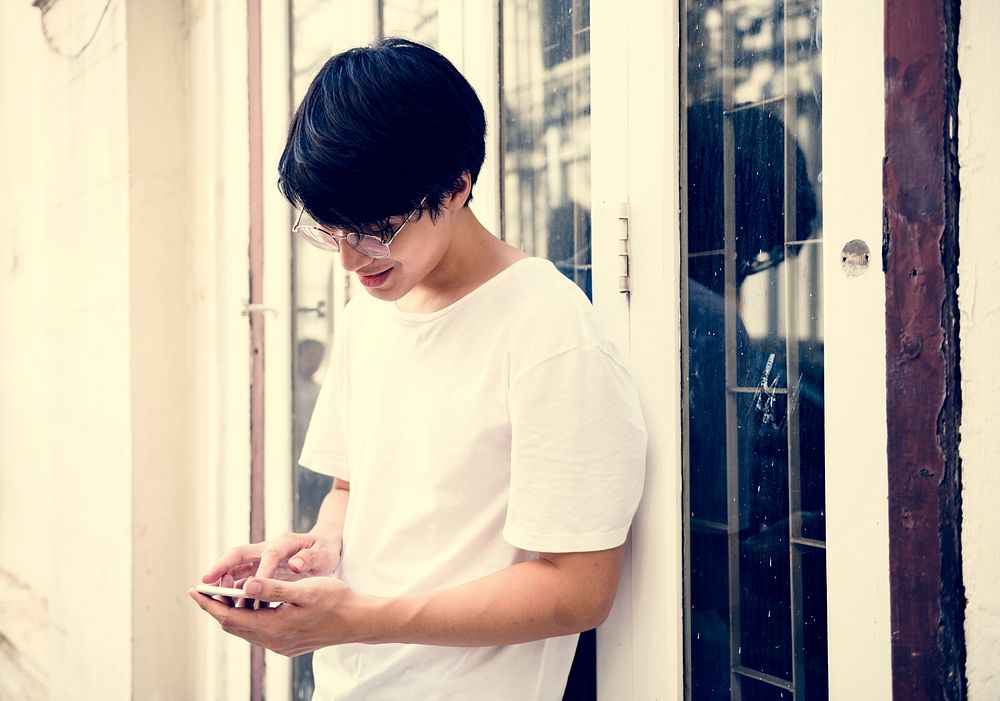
[688,255,728,524]
[738,393,791,680]
[741,677,793,701]
[500,4,596,699]
[732,4,785,106]
[382,0,440,46]
[690,529,732,699]
[288,4,343,699]
[501,0,592,299]
[284,6,445,699]
[801,547,829,700]
[682,1,825,699]
[790,242,824,541]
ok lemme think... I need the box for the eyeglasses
[292,198,425,259]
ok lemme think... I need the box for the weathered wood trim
[883,0,966,698]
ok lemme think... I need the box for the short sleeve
[503,345,647,553]
[299,341,350,480]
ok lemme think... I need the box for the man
[190,38,646,700]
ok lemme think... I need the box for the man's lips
[358,267,392,287]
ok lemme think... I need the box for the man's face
[337,182,470,303]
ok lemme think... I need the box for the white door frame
[591,1,686,698]
[822,2,893,699]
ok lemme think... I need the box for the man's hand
[188,576,372,657]
[191,544,626,652]
[200,531,342,590]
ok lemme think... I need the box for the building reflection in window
[682,1,827,699]
[501,4,596,698]
[502,0,592,299]
[381,0,439,46]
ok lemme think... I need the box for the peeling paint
[957,1,1000,697]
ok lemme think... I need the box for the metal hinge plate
[617,202,630,294]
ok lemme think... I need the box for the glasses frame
[292,198,426,259]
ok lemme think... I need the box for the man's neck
[395,209,526,314]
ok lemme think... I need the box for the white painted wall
[958,2,1000,699]
[0,1,252,698]
[0,1,134,698]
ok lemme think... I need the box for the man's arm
[366,545,625,646]
[191,543,626,656]
[314,478,350,534]
[200,478,350,585]
[252,478,350,576]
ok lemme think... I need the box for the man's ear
[445,171,473,210]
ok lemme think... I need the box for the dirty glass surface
[288,4,340,699]
[500,4,596,699]
[501,0,592,299]
[682,1,826,699]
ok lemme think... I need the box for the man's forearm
[357,546,623,647]
[311,479,349,544]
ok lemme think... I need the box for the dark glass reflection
[683,1,826,699]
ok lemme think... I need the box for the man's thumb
[289,546,324,573]
[244,577,290,603]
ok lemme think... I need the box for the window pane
[288,4,343,699]
[382,0,440,46]
[738,392,792,680]
[500,5,596,699]
[501,0,592,299]
[682,1,826,699]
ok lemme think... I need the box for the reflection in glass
[500,4,596,699]
[284,5,450,698]
[381,0,440,46]
[288,4,345,699]
[682,1,825,699]
[502,0,592,299]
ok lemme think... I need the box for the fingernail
[290,558,304,570]
[246,581,262,596]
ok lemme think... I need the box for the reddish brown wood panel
[247,0,266,698]
[883,0,965,699]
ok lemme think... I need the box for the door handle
[296,300,327,318]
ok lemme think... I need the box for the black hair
[277,37,487,238]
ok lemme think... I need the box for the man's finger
[288,549,312,573]
[189,589,234,618]
[243,578,294,605]
[188,590,277,630]
[202,546,261,583]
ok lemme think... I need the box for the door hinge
[617,202,631,294]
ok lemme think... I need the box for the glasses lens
[298,227,340,252]
[352,234,390,259]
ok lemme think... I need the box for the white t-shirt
[299,257,647,700]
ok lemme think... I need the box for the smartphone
[196,584,249,598]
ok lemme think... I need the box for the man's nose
[339,243,373,272]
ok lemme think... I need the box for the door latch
[296,300,327,318]
[242,301,278,317]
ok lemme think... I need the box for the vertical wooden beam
[882,0,965,698]
[247,0,266,698]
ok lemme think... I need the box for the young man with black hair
[191,38,646,700]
